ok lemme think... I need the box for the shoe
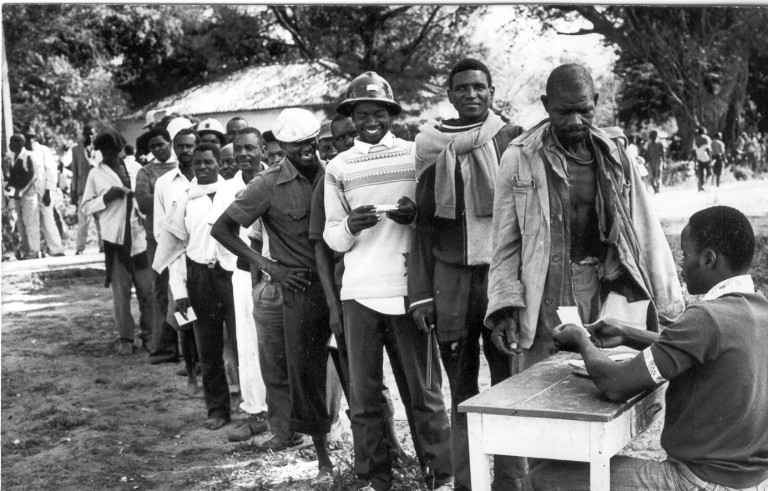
[117,340,133,356]
[350,480,390,491]
[75,249,84,255]
[255,432,308,452]
[315,466,334,484]
[203,416,229,430]
[226,412,268,442]
[51,252,65,257]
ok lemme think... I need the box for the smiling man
[529,206,768,491]
[324,72,452,491]
[409,58,526,491]
[484,63,683,373]
[211,109,334,483]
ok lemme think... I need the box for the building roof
[134,61,349,118]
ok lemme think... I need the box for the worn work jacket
[485,120,685,350]
[80,159,147,257]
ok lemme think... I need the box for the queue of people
[10,60,767,491]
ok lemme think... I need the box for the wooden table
[458,352,665,490]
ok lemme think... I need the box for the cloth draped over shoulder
[152,181,220,273]
[485,119,684,350]
[415,112,505,219]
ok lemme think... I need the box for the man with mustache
[485,64,684,374]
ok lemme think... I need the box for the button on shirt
[225,159,323,271]
[153,167,195,242]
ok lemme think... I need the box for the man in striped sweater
[409,58,527,491]
[324,72,453,491]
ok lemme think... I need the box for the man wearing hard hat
[211,108,334,482]
[197,118,226,148]
[323,72,453,491]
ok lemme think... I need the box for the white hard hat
[197,118,225,140]
[167,117,193,142]
[273,108,320,143]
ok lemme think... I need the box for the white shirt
[168,186,220,299]
[210,171,251,272]
[153,166,195,242]
[31,142,57,196]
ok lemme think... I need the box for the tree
[538,6,768,149]
[268,5,486,110]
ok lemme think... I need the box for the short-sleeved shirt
[650,292,768,488]
[308,180,344,289]
[225,158,323,271]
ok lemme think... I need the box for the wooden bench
[459,352,665,490]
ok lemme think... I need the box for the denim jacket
[484,120,684,350]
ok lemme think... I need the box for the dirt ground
[2,177,767,490]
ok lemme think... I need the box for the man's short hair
[124,144,135,156]
[235,127,264,144]
[194,141,220,161]
[10,134,26,146]
[688,206,755,271]
[146,126,171,143]
[173,127,199,144]
[263,130,276,144]
[448,58,492,89]
[545,63,595,98]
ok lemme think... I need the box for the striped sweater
[323,133,416,301]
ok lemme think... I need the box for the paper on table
[557,306,592,337]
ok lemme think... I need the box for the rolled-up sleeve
[225,173,270,228]
[485,149,527,325]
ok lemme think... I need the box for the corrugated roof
[134,62,349,117]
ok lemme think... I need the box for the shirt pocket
[511,175,539,236]
[282,208,310,239]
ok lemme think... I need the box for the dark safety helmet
[336,71,402,117]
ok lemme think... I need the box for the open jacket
[485,120,684,350]
[80,159,146,257]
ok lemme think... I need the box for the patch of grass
[44,411,89,431]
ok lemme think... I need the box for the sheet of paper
[174,306,197,326]
[557,306,592,337]
[595,292,650,330]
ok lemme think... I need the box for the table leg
[467,413,491,491]
[590,456,610,490]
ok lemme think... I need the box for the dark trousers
[252,277,291,437]
[696,160,711,191]
[344,300,452,489]
[146,238,179,363]
[438,270,528,491]
[282,280,332,436]
[187,260,236,420]
[333,324,426,466]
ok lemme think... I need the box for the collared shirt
[352,131,396,155]
[31,142,57,196]
[168,184,220,299]
[225,158,323,271]
[210,170,252,272]
[153,165,194,242]
[644,274,756,383]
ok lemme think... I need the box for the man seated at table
[528,205,768,491]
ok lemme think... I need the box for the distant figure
[644,130,666,193]
[692,126,712,192]
[225,117,248,145]
[711,132,727,187]
[65,125,103,254]
[262,130,285,167]
[23,128,65,257]
[123,144,136,167]
[197,118,226,148]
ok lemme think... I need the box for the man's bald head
[545,64,595,99]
